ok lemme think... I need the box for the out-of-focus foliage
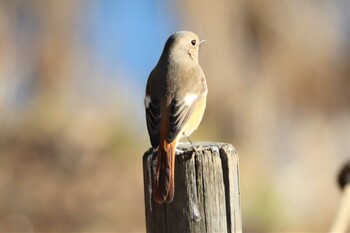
[0,0,349,232]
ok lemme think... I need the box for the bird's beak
[199,39,207,46]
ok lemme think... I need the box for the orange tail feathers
[153,141,176,203]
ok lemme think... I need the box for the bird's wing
[166,95,198,143]
[145,97,161,148]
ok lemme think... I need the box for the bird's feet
[184,135,206,153]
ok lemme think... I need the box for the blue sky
[81,0,180,84]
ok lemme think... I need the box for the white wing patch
[145,95,151,108]
[184,94,197,106]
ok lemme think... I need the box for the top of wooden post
[143,141,241,233]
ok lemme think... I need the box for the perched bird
[145,31,207,203]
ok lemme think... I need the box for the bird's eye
[191,39,197,46]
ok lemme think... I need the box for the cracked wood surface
[143,142,242,233]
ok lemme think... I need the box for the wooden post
[143,142,242,233]
[330,161,350,233]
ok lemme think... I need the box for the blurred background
[0,0,349,232]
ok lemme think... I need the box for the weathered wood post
[330,161,350,233]
[143,142,242,233]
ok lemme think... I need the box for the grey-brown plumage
[145,31,207,203]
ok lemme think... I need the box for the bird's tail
[153,141,176,203]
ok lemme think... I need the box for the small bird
[145,31,207,203]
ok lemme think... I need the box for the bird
[145,31,207,203]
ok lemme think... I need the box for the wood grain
[143,142,241,233]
